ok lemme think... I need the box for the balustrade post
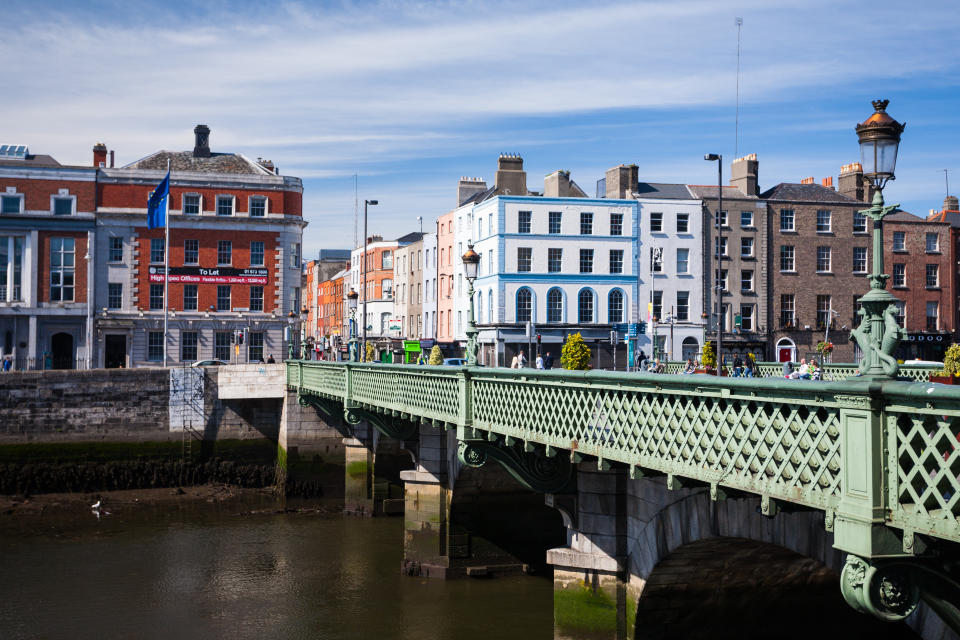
[833,385,900,558]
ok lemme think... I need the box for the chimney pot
[92,142,107,168]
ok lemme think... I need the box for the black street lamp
[704,153,723,373]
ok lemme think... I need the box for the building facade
[436,212,455,346]
[884,206,956,360]
[1,126,306,369]
[422,231,437,341]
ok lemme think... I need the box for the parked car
[191,359,229,367]
[442,358,468,366]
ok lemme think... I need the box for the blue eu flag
[147,171,170,229]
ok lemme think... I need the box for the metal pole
[466,277,477,366]
[163,158,170,368]
[717,158,724,374]
[362,200,368,360]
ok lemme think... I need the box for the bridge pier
[343,432,374,515]
[547,463,635,640]
[401,424,454,577]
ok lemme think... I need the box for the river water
[0,499,552,640]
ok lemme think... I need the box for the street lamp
[851,99,906,378]
[300,306,309,359]
[286,310,296,360]
[704,153,723,374]
[362,199,379,360]
[347,289,359,362]
[462,244,481,366]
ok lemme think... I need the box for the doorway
[776,338,797,363]
[105,334,127,369]
[51,332,74,369]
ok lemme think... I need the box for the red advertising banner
[148,266,269,285]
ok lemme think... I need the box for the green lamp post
[850,99,907,378]
[286,310,296,360]
[347,289,359,363]
[462,244,481,366]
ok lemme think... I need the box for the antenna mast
[353,173,359,248]
[735,17,743,158]
[945,169,950,198]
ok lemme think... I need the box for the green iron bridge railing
[288,359,960,625]
[662,361,941,381]
[288,360,959,547]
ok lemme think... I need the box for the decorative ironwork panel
[887,404,960,541]
[351,365,460,422]
[301,363,346,397]
[470,373,843,510]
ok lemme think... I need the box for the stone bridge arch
[621,479,954,640]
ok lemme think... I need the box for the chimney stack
[544,170,585,198]
[821,176,834,189]
[193,124,211,158]
[494,154,526,196]
[604,164,638,199]
[730,154,758,196]
[93,142,107,168]
[109,150,115,168]
[838,162,873,202]
[945,195,959,211]
[457,176,487,206]
[800,176,815,185]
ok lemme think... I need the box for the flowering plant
[816,341,834,358]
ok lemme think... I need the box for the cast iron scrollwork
[457,440,574,494]
[840,554,960,629]
[343,407,418,440]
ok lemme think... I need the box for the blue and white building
[448,159,638,367]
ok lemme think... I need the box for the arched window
[516,288,532,322]
[547,288,563,323]
[578,289,594,323]
[608,289,624,323]
[488,290,493,323]
[681,337,699,361]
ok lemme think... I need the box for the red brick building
[0,126,307,369]
[887,198,960,360]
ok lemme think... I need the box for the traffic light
[536,333,542,346]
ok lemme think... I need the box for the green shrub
[561,333,591,370]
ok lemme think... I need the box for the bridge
[286,359,960,639]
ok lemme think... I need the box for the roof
[460,185,497,205]
[0,153,62,168]
[687,185,758,200]
[885,211,930,223]
[396,232,424,244]
[318,249,352,261]
[635,182,695,199]
[123,150,274,175]
[927,209,960,228]
[759,183,860,203]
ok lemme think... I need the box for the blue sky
[4,0,959,258]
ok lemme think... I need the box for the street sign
[612,323,628,333]
[610,330,618,345]
[734,314,742,329]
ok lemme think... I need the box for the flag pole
[163,158,170,367]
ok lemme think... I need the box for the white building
[422,231,437,340]
[604,166,706,362]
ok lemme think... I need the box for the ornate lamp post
[704,153,724,373]
[299,306,309,359]
[462,244,481,366]
[347,289,359,362]
[851,99,906,378]
[286,311,297,360]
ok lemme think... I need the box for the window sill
[926,286,941,290]
[779,229,797,234]
[926,251,942,255]
[892,285,907,290]
[780,270,797,274]
[816,271,833,275]
[892,249,908,253]
[816,230,833,235]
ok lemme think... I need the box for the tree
[702,340,716,368]
[428,345,444,365]
[561,332,592,370]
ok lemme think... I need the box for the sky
[4,0,960,258]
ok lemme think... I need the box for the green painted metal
[288,360,960,546]
[661,361,938,382]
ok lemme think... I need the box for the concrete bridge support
[401,424,456,577]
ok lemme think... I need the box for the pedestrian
[647,358,664,374]
[681,358,695,374]
[782,360,793,378]
[536,353,544,369]
[744,356,755,378]
[267,354,276,364]
[510,353,520,369]
[732,354,743,377]
[636,350,647,372]
[518,351,528,368]
[544,352,554,369]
